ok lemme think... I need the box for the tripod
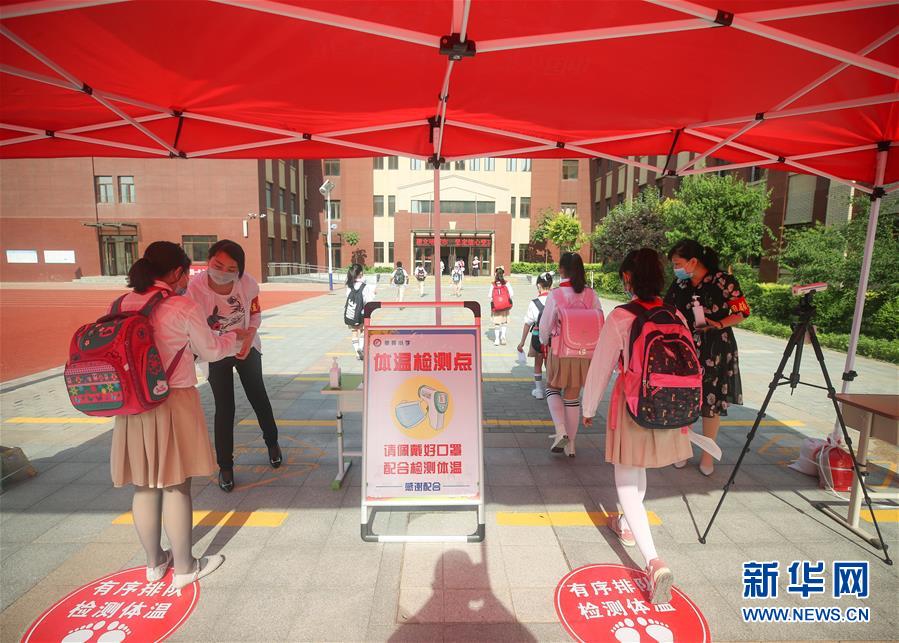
[699,291,892,564]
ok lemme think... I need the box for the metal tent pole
[831,143,890,439]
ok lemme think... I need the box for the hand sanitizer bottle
[329,357,341,389]
[691,295,706,328]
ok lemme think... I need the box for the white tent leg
[433,167,442,325]
[830,145,889,441]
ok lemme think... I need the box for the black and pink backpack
[619,301,701,430]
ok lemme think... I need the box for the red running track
[0,289,324,383]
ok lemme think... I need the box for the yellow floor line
[259,335,286,340]
[327,352,355,356]
[2,417,111,424]
[497,511,662,527]
[861,509,899,523]
[113,510,288,528]
[239,419,337,427]
[294,376,329,382]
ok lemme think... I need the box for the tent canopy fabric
[1,0,897,191]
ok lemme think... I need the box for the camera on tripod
[791,282,829,323]
[791,282,828,296]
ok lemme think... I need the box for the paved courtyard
[1,276,897,642]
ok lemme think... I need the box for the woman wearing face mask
[113,241,246,588]
[186,240,281,492]
[664,239,750,476]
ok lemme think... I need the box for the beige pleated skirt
[605,382,693,468]
[545,351,589,390]
[491,310,510,325]
[111,387,216,488]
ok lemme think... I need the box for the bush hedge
[511,261,606,275]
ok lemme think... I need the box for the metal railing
[267,262,334,281]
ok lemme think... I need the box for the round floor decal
[554,563,711,642]
[21,566,199,643]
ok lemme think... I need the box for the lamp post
[320,179,336,290]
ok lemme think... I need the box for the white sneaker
[494,339,500,346]
[550,434,569,453]
[500,337,507,345]
[531,387,545,400]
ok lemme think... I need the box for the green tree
[591,186,668,264]
[342,231,366,265]
[531,209,587,254]
[664,173,771,267]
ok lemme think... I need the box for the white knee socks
[545,388,565,437]
[614,464,657,564]
[563,398,580,442]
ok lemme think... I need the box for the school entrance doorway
[413,232,492,275]
[88,223,139,277]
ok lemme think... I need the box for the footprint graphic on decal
[638,616,674,642]
[61,620,107,643]
[96,621,132,643]
[610,617,641,642]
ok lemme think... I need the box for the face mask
[624,289,635,299]
[395,401,426,429]
[208,268,238,285]
[673,267,692,281]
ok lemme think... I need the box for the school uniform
[522,292,549,357]
[110,281,238,488]
[538,280,603,390]
[345,278,376,329]
[488,281,514,325]
[582,301,693,468]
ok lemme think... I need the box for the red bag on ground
[64,290,185,417]
[815,437,854,493]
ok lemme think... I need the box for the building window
[268,238,275,262]
[95,176,113,203]
[279,188,286,212]
[485,158,495,171]
[326,200,341,220]
[388,241,395,263]
[750,166,768,183]
[520,197,531,218]
[454,160,465,170]
[324,159,340,176]
[118,176,135,203]
[519,243,530,262]
[411,200,495,214]
[373,157,384,170]
[411,159,424,170]
[182,235,217,263]
[265,182,273,209]
[373,195,384,217]
[388,156,399,170]
[519,159,532,172]
[388,195,396,217]
[291,191,298,214]
[469,158,480,171]
[505,158,516,172]
[561,202,577,216]
[510,196,517,217]
[281,239,287,260]
[562,160,579,180]
[511,244,517,262]
[374,242,385,264]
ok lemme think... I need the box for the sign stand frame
[360,300,485,544]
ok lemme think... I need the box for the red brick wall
[530,158,593,262]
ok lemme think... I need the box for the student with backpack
[517,272,552,399]
[451,265,464,297]
[582,248,700,604]
[345,263,376,360]
[390,261,409,302]
[186,240,281,493]
[472,255,480,277]
[488,267,514,346]
[414,263,427,297]
[84,242,245,589]
[665,239,749,476]
[538,252,604,457]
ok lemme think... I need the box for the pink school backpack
[552,288,604,359]
[64,290,186,417]
[619,301,701,429]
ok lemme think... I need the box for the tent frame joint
[714,10,734,26]
[81,83,93,96]
[427,154,445,169]
[556,141,565,149]
[842,370,858,382]
[777,156,785,163]
[45,129,54,138]
[428,115,442,144]
[876,140,891,152]
[870,187,885,200]
[439,33,475,61]
[755,112,765,121]
[302,133,312,140]
[169,150,187,159]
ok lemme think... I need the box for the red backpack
[491,282,512,312]
[64,291,186,417]
[619,301,702,429]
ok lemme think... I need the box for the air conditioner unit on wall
[305,218,312,228]
[291,214,300,225]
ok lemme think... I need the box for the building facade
[0,158,306,282]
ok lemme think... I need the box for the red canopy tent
[1,0,897,393]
